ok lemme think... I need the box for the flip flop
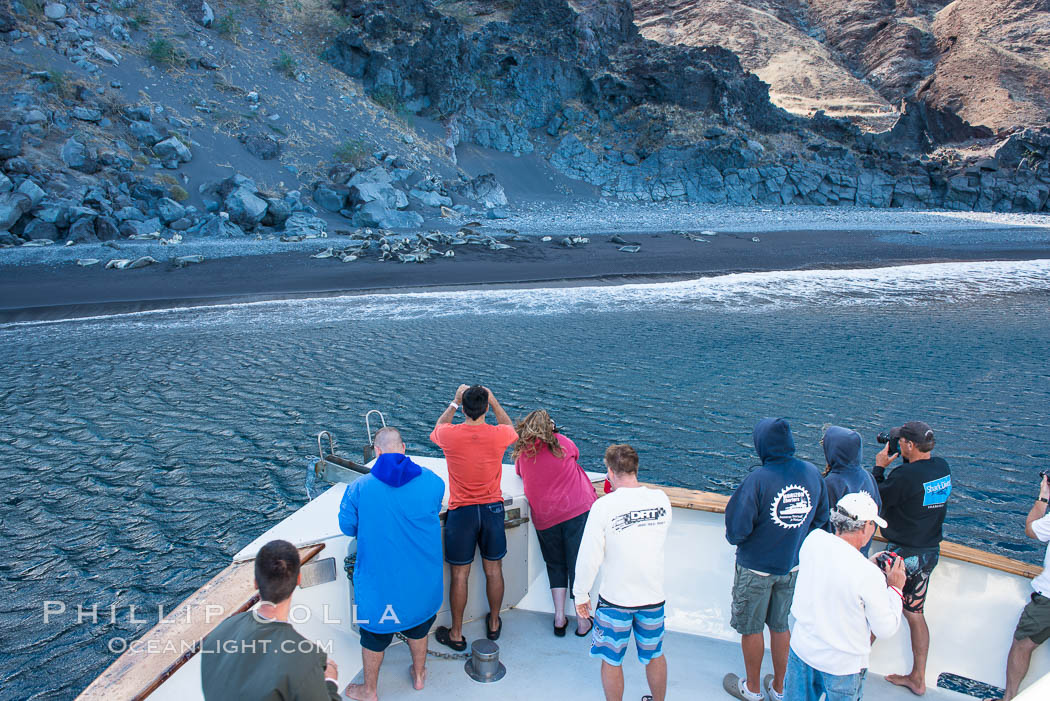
[434,625,466,652]
[575,619,593,637]
[486,612,502,640]
[554,619,568,637]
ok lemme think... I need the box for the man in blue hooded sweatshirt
[338,427,445,701]
[723,418,830,701]
[822,425,881,556]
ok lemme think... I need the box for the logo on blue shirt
[922,475,952,506]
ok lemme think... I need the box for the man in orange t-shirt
[430,384,518,651]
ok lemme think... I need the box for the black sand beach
[4,226,1050,323]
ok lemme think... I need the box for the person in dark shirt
[822,425,881,556]
[723,418,830,701]
[873,420,951,696]
[200,540,340,701]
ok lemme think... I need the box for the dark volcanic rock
[61,137,99,174]
[67,217,99,243]
[95,216,120,241]
[0,121,23,159]
[323,0,788,158]
[23,218,59,241]
[0,193,32,231]
[241,134,281,160]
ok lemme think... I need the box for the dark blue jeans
[785,649,867,701]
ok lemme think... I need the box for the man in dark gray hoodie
[822,426,881,556]
[723,418,830,701]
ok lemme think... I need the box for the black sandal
[575,619,593,637]
[554,619,568,637]
[486,612,502,640]
[435,625,466,651]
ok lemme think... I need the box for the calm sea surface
[3,259,1050,699]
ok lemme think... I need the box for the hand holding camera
[1039,471,1049,502]
[874,551,907,591]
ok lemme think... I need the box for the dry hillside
[634,0,1050,134]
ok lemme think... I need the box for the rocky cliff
[634,0,1050,136]
[322,0,1050,211]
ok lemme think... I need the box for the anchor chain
[394,632,471,660]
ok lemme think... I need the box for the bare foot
[886,674,926,696]
[344,682,379,701]
[410,665,426,691]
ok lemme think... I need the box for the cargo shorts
[1014,592,1050,645]
[730,563,797,635]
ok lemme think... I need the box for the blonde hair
[512,409,564,461]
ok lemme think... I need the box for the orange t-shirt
[430,422,519,509]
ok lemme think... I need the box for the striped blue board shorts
[590,599,665,667]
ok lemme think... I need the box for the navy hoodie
[822,425,881,554]
[822,426,881,511]
[338,453,445,633]
[725,418,830,575]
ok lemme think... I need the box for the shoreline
[3,202,1050,323]
[5,233,1050,323]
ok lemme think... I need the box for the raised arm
[1025,475,1050,540]
[485,387,512,426]
[435,384,469,431]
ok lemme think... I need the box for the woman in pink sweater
[513,410,597,636]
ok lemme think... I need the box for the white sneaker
[763,674,784,701]
[723,673,765,701]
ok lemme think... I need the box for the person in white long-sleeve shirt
[574,444,672,701]
[786,492,907,701]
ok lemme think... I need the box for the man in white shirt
[786,492,906,701]
[574,444,672,701]
[1000,474,1050,700]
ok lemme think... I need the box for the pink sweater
[515,434,596,531]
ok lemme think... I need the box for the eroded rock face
[634,0,1050,136]
[323,0,788,159]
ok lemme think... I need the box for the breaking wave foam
[6,259,1050,331]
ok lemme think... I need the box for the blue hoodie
[822,426,881,555]
[725,418,830,575]
[822,425,881,512]
[338,453,445,633]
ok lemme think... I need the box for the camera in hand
[876,428,901,456]
[875,550,901,572]
[1041,470,1048,480]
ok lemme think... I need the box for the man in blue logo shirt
[873,420,952,696]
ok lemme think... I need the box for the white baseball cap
[835,492,888,529]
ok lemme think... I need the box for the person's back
[576,482,672,606]
[878,454,951,550]
[200,540,339,701]
[822,426,881,510]
[430,393,517,510]
[822,425,880,556]
[515,431,596,531]
[791,529,900,671]
[723,418,829,701]
[202,611,335,701]
[574,444,672,701]
[430,385,518,650]
[339,449,445,633]
[726,418,830,575]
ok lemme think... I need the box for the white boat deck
[348,609,961,701]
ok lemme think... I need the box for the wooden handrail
[76,543,326,701]
[592,480,1042,580]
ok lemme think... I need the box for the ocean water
[3,259,1050,698]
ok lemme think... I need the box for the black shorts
[886,544,940,614]
[444,501,507,565]
[359,615,436,652]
